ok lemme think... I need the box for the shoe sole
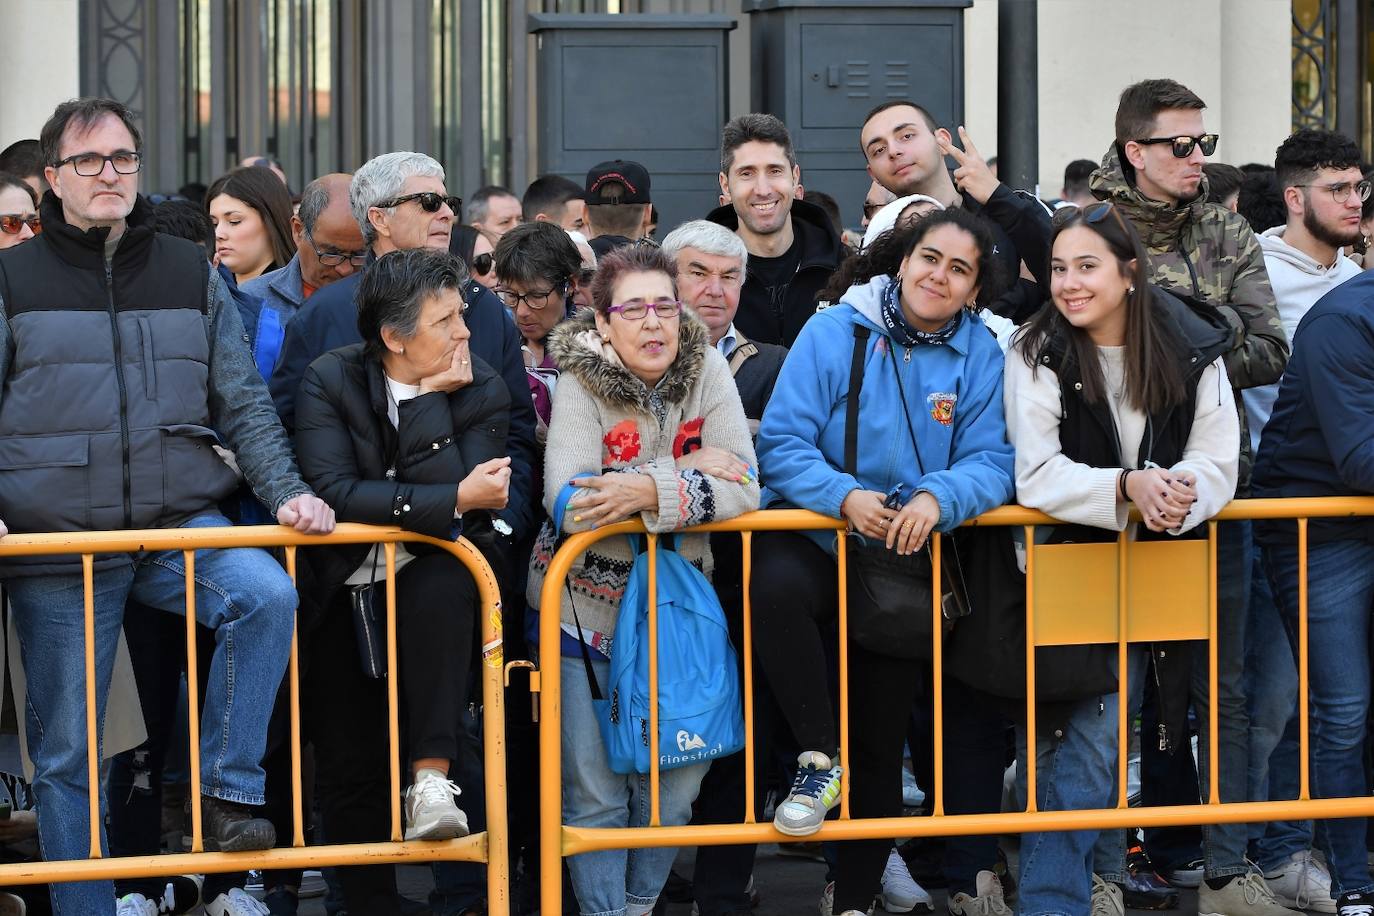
[1119,892,1178,911]
[880,894,934,913]
[405,811,470,841]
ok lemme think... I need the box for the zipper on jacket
[1177,243,1203,300]
[104,258,134,528]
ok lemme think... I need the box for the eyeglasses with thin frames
[306,235,367,268]
[606,298,682,320]
[55,151,142,177]
[496,282,569,311]
[1134,134,1219,159]
[1292,179,1373,204]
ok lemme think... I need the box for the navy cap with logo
[585,160,651,205]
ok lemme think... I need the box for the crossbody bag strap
[553,479,605,700]
[844,326,871,477]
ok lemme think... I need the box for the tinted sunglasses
[376,192,462,214]
[470,252,494,275]
[0,215,40,236]
[1135,133,1219,159]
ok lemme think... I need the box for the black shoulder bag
[842,326,970,661]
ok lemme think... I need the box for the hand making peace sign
[936,126,1000,206]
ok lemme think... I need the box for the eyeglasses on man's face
[376,192,461,214]
[606,298,681,320]
[1135,133,1219,159]
[1292,179,1374,205]
[55,150,142,177]
[307,236,367,267]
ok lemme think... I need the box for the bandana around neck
[880,276,963,348]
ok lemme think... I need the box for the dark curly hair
[1237,170,1287,235]
[589,244,678,314]
[818,207,1006,307]
[1274,128,1363,190]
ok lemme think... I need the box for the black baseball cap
[585,160,651,205]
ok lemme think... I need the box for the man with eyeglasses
[0,97,337,916]
[1237,128,1366,916]
[1083,79,1291,916]
[241,172,365,322]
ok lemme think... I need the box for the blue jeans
[560,655,708,916]
[7,514,296,916]
[1245,543,1310,871]
[1017,679,1127,916]
[1265,537,1374,897]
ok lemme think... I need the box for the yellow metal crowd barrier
[0,523,510,915]
[534,497,1374,915]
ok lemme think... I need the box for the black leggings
[303,551,478,914]
[750,531,925,912]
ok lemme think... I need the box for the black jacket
[967,184,1056,324]
[269,270,538,542]
[293,343,510,615]
[707,198,843,347]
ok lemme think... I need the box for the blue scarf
[880,277,963,348]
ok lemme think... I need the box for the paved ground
[296,840,1203,914]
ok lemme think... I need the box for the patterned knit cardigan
[525,309,761,639]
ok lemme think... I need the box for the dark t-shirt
[746,240,804,327]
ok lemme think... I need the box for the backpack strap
[844,325,870,477]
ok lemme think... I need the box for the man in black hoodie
[707,114,843,347]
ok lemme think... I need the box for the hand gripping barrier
[0,523,510,915]
[531,498,1374,915]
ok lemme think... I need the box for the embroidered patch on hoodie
[603,419,642,465]
[927,392,957,426]
[673,416,705,458]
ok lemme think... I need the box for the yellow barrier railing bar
[533,498,1374,913]
[648,534,661,827]
[385,542,402,842]
[740,530,756,825]
[836,531,851,820]
[930,532,945,817]
[1116,531,1128,814]
[0,522,508,915]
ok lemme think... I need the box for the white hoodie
[1245,228,1364,451]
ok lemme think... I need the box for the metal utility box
[529,14,737,239]
[743,0,972,229]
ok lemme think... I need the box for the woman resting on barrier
[525,244,759,916]
[751,208,1016,916]
[1003,202,1239,916]
[294,247,513,915]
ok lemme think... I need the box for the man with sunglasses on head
[241,172,365,323]
[0,97,338,916]
[1085,78,1290,916]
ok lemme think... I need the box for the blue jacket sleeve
[913,345,1016,530]
[756,314,862,517]
[1303,314,1374,493]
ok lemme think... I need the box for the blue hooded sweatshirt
[757,274,1015,551]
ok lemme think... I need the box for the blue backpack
[554,483,744,774]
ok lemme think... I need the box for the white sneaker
[1090,874,1124,916]
[204,888,271,916]
[948,870,1011,916]
[819,881,874,916]
[1198,872,1305,916]
[881,848,934,912]
[403,769,469,841]
[1264,851,1337,914]
[116,894,157,916]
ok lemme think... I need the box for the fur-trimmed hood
[547,308,710,413]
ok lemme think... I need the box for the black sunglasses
[1051,201,1134,239]
[1135,133,1219,159]
[376,192,462,214]
[470,252,494,275]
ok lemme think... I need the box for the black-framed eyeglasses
[863,201,886,219]
[0,214,40,236]
[309,243,367,268]
[470,252,494,276]
[375,192,461,214]
[1292,179,1374,204]
[606,298,681,320]
[496,282,568,311]
[1135,133,1219,159]
[55,150,142,177]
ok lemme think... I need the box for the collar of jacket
[267,253,306,306]
[1088,143,1211,251]
[705,197,843,274]
[37,189,158,270]
[548,307,709,412]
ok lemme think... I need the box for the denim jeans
[1245,543,1310,871]
[560,655,708,916]
[1088,652,1147,884]
[7,513,296,916]
[1017,682,1125,916]
[1265,537,1374,897]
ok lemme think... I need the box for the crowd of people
[0,74,1371,916]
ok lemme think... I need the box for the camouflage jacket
[1091,145,1287,489]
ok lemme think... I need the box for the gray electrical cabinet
[743,0,972,229]
[530,14,736,240]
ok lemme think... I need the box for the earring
[601,335,610,342]
[1128,285,1136,294]
[399,346,405,353]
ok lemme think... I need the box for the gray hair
[660,220,749,282]
[297,178,334,235]
[350,152,446,247]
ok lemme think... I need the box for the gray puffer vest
[0,193,240,574]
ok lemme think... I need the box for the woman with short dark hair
[294,247,514,915]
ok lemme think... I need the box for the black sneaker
[1338,891,1374,916]
[1115,844,1179,910]
[199,796,276,852]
